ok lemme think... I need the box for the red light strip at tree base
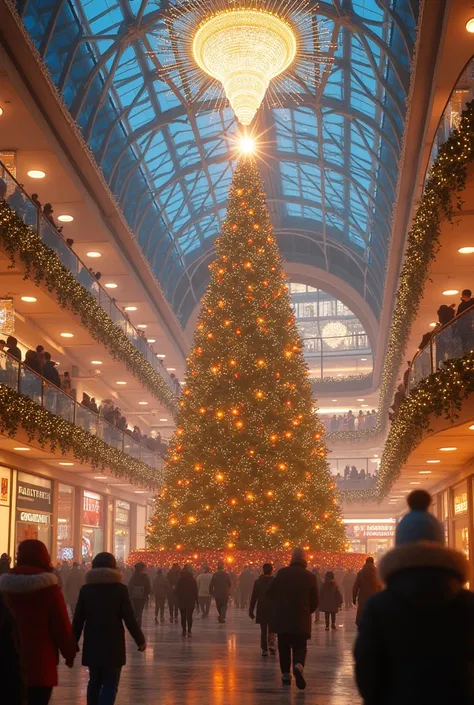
[128,549,367,572]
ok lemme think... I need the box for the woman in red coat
[0,540,77,705]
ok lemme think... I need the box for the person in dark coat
[209,562,232,623]
[175,564,198,637]
[353,557,382,627]
[127,562,151,628]
[6,336,21,362]
[73,552,146,705]
[152,569,168,624]
[166,563,181,623]
[249,563,276,656]
[456,289,474,352]
[41,352,61,388]
[354,489,474,705]
[319,571,343,631]
[267,547,319,690]
[0,592,25,705]
[0,540,76,705]
[24,350,42,375]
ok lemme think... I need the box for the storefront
[57,483,75,561]
[344,520,396,558]
[82,490,103,559]
[0,466,12,554]
[453,480,469,558]
[114,500,130,561]
[15,472,52,550]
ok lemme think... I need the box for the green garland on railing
[0,385,163,489]
[311,373,373,386]
[343,99,474,503]
[0,200,177,414]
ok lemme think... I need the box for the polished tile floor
[55,605,361,704]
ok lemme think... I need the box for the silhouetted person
[456,289,474,352]
[127,563,151,628]
[6,336,21,362]
[353,557,382,627]
[153,569,168,624]
[342,569,356,609]
[249,563,276,657]
[319,571,342,630]
[175,564,198,637]
[42,352,61,387]
[209,562,232,623]
[167,563,180,623]
[197,566,212,618]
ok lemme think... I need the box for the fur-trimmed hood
[0,570,57,593]
[380,542,471,584]
[86,567,123,585]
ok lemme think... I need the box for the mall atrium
[1,0,474,703]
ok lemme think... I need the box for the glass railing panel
[42,381,75,423]
[409,346,432,390]
[18,366,43,405]
[76,404,99,435]
[0,354,19,391]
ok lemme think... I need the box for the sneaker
[281,674,291,686]
[293,664,306,691]
[331,624,337,630]
[262,650,269,657]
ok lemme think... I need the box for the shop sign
[0,474,9,505]
[115,500,130,526]
[346,523,395,538]
[83,492,102,527]
[454,492,468,515]
[17,480,52,513]
[16,509,50,525]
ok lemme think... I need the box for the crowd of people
[325,409,377,432]
[1,489,473,704]
[390,289,474,421]
[335,464,378,483]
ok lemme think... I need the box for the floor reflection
[55,605,361,704]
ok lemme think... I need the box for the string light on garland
[146,156,345,552]
[0,201,176,414]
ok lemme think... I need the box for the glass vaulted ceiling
[15,0,419,326]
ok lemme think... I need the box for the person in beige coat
[352,557,382,627]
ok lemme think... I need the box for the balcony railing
[408,307,474,391]
[329,458,379,490]
[302,334,372,380]
[0,161,177,396]
[0,350,164,471]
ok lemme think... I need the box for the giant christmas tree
[148,157,345,552]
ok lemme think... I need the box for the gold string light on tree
[147,156,345,552]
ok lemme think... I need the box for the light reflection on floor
[54,605,361,704]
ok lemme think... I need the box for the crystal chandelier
[192,9,297,126]
[321,321,348,349]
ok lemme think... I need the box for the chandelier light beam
[154,0,333,125]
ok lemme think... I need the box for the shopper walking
[167,563,181,623]
[197,566,213,618]
[73,552,146,705]
[152,569,168,624]
[175,564,198,637]
[65,561,84,617]
[249,563,276,657]
[342,569,356,609]
[267,547,319,690]
[353,557,382,627]
[238,566,254,610]
[209,561,232,623]
[354,489,474,705]
[0,539,76,705]
[127,562,151,628]
[319,571,343,630]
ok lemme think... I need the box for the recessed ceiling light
[21,296,37,303]
[148,338,156,343]
[57,215,74,223]
[86,251,101,258]
[125,306,137,311]
[360,357,367,361]
[166,367,176,372]
[59,462,74,466]
[410,482,421,485]
[27,169,46,179]
[116,381,127,385]
[60,332,74,338]
[134,490,146,494]
[442,289,459,296]
[466,18,474,32]
[159,418,168,422]
[91,360,102,365]
[0,107,3,117]
[439,447,457,452]
[357,398,364,402]
[373,454,378,458]
[361,404,369,407]
[105,283,118,289]
[14,447,30,451]
[426,459,440,464]
[331,399,337,402]
[429,322,437,328]
[458,246,474,254]
[156,354,166,358]
[139,401,148,405]
[419,470,432,474]
[137,324,147,329]
[94,476,108,480]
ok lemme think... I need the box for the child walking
[319,571,343,631]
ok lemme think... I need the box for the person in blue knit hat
[354,489,474,705]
